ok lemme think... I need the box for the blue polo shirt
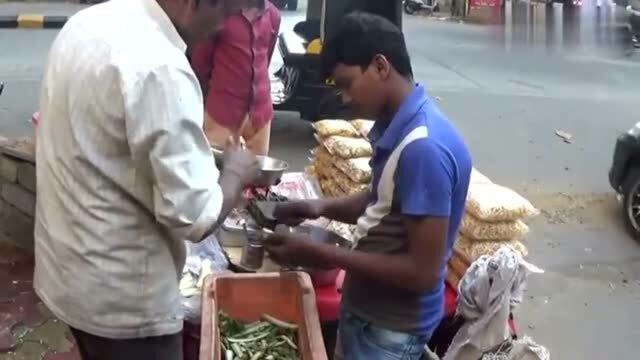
[342,84,472,336]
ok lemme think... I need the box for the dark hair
[321,12,413,79]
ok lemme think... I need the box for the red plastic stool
[314,270,344,359]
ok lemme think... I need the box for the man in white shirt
[34,0,258,358]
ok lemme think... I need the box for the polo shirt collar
[369,84,429,150]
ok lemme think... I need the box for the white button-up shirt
[34,0,222,339]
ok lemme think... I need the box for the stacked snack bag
[455,168,539,261]
[306,119,375,242]
[308,119,374,197]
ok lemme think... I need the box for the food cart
[180,169,512,359]
[185,120,541,359]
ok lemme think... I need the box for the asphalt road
[1,1,640,358]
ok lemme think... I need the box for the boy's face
[331,56,390,120]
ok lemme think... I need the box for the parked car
[628,0,640,46]
[609,123,640,239]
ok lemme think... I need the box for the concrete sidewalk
[0,1,86,28]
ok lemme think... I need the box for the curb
[0,13,67,28]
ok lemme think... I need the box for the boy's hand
[264,233,325,267]
[273,200,323,226]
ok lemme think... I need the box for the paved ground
[1,0,640,359]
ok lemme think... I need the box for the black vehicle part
[404,1,420,14]
[293,19,321,41]
[275,0,403,120]
[630,0,640,40]
[271,0,288,10]
[622,166,640,240]
[315,89,352,121]
[322,0,403,43]
[609,131,640,192]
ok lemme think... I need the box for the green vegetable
[219,312,300,359]
[232,343,244,358]
[262,313,299,330]
[225,349,234,360]
[227,332,270,343]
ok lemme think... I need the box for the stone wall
[0,137,36,250]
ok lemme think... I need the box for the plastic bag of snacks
[334,157,371,184]
[350,119,375,138]
[460,213,529,241]
[324,163,369,195]
[466,183,539,222]
[326,221,357,242]
[313,119,359,138]
[314,146,371,183]
[323,135,373,159]
[319,177,343,197]
[455,234,528,261]
[470,168,492,185]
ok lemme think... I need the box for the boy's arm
[317,191,369,224]
[267,139,453,292]
[274,191,369,225]
[304,216,448,292]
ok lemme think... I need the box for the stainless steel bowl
[255,155,288,187]
[211,147,288,187]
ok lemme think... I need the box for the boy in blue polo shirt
[264,12,472,360]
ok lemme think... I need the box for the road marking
[17,14,44,29]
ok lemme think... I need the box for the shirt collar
[369,84,429,150]
[141,0,187,53]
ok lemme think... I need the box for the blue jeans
[334,311,431,360]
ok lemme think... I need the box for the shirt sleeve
[123,64,223,243]
[395,139,454,217]
[189,38,217,96]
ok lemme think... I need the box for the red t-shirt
[190,3,281,131]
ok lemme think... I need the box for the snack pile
[306,119,375,242]
[456,168,539,261]
[307,119,374,197]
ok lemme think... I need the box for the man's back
[35,0,221,339]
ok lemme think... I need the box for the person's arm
[304,216,448,292]
[190,37,218,97]
[267,5,281,66]
[316,191,369,224]
[274,191,369,225]
[268,139,453,292]
[124,64,245,243]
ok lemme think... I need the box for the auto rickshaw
[272,0,403,121]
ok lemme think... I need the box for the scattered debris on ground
[555,130,573,144]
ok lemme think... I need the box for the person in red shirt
[191,0,281,155]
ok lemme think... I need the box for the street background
[1,0,640,358]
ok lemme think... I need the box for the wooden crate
[200,272,328,360]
